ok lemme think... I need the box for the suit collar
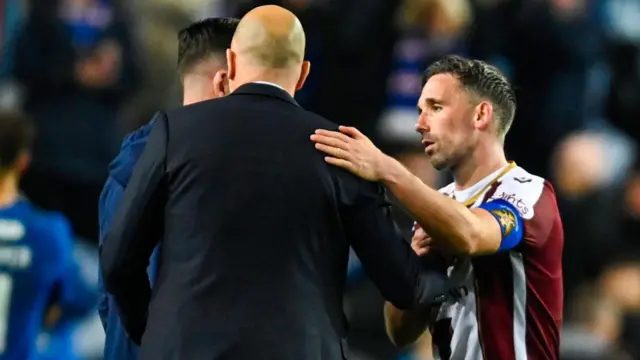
[231,82,299,107]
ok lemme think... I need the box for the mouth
[421,139,435,150]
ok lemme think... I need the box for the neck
[183,91,205,106]
[182,78,210,106]
[232,68,297,97]
[452,140,508,190]
[0,173,20,208]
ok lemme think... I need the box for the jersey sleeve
[520,181,559,247]
[488,178,559,248]
[46,214,96,315]
[45,214,74,281]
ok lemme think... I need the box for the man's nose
[415,115,429,133]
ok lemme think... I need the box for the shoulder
[167,98,223,120]
[23,205,73,254]
[31,209,72,241]
[119,111,165,149]
[489,166,558,220]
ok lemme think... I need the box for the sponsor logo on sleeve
[490,192,529,215]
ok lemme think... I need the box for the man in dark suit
[101,5,447,360]
[97,18,239,360]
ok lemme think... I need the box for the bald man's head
[232,5,306,69]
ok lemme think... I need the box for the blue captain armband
[478,200,524,251]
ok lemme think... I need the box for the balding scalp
[232,5,306,69]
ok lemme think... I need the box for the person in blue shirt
[0,111,91,360]
[97,17,239,360]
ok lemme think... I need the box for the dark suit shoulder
[165,97,222,120]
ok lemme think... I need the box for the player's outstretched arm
[312,126,524,255]
[380,159,525,255]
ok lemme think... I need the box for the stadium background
[1,0,640,359]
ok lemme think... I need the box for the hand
[412,223,432,256]
[44,305,62,328]
[311,126,388,181]
[76,58,111,88]
[95,40,122,70]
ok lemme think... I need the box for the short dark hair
[423,55,516,137]
[177,17,240,75]
[0,112,34,171]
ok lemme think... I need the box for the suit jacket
[100,83,448,360]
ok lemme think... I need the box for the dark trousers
[21,169,102,244]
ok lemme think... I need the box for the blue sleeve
[97,177,125,330]
[477,199,524,251]
[56,258,97,320]
[50,216,97,317]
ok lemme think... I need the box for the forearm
[384,301,429,347]
[380,156,480,254]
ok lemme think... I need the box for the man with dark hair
[422,56,516,142]
[0,112,95,360]
[312,55,564,359]
[177,17,239,105]
[97,17,239,360]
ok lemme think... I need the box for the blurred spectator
[599,262,640,358]
[604,0,640,143]
[469,0,606,178]
[123,1,192,129]
[12,0,140,242]
[551,129,637,297]
[560,284,628,359]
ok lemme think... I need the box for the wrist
[378,155,406,185]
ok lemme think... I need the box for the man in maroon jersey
[310,55,564,360]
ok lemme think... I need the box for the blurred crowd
[1,0,640,359]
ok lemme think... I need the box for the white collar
[251,81,287,93]
[452,163,512,201]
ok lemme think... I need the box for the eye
[431,104,443,112]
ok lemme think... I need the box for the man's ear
[473,101,493,132]
[226,49,236,81]
[212,70,229,98]
[296,60,311,91]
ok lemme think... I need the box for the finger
[314,143,351,160]
[324,157,356,172]
[314,129,354,143]
[310,134,350,150]
[339,125,365,139]
[412,235,432,245]
[415,248,429,256]
[412,229,427,241]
